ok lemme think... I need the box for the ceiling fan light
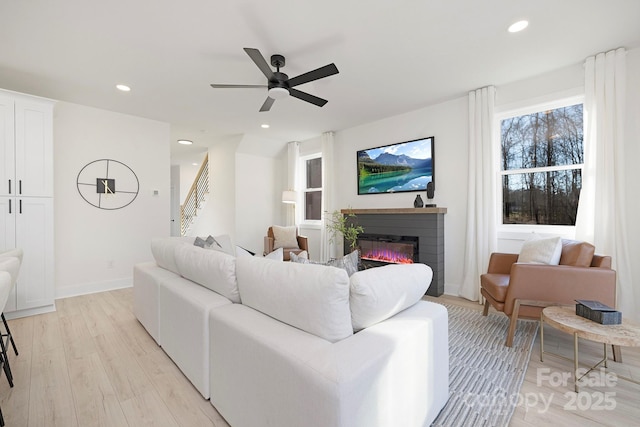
[268,87,289,99]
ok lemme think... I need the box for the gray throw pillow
[193,236,207,248]
[290,250,360,276]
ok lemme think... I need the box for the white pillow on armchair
[272,225,299,249]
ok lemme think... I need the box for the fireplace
[343,208,446,296]
[357,234,418,268]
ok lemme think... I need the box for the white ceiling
[1,0,639,163]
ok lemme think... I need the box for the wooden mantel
[341,207,447,215]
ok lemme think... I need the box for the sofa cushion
[559,239,595,267]
[349,263,432,331]
[236,255,353,343]
[517,236,562,265]
[272,225,299,249]
[174,243,240,303]
[151,236,195,274]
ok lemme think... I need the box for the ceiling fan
[210,48,339,112]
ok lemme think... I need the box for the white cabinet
[0,89,54,316]
[0,94,15,196]
[0,93,53,197]
[0,197,54,312]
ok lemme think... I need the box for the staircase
[181,154,209,235]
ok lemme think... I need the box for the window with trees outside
[302,155,322,221]
[499,102,584,226]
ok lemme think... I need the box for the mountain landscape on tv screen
[358,151,433,194]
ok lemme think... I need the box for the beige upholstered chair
[480,239,616,348]
[264,226,309,261]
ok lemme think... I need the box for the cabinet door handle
[8,199,11,214]
[19,199,22,214]
[8,179,11,194]
[19,180,22,195]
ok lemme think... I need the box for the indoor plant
[325,209,364,251]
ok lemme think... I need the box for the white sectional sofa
[133,236,449,427]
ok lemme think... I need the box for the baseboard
[444,283,460,297]
[5,304,57,320]
[55,277,133,300]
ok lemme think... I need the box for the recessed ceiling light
[261,124,270,129]
[116,84,131,92]
[508,20,529,33]
[177,139,193,145]
[192,163,198,166]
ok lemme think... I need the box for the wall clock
[76,159,139,210]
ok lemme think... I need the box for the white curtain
[575,48,636,318]
[320,132,335,262]
[460,86,498,302]
[286,141,300,226]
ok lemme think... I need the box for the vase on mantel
[413,194,424,208]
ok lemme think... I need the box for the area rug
[431,303,538,427]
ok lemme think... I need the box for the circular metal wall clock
[76,159,139,210]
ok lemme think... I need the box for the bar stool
[0,249,21,358]
[0,256,20,388]
[0,271,11,426]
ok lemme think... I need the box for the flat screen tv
[357,136,434,195]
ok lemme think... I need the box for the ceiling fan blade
[244,48,274,79]
[287,63,339,88]
[289,88,328,107]
[210,84,267,88]
[259,97,275,112]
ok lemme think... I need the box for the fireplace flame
[362,249,414,264]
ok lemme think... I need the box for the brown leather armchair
[481,239,616,347]
[264,227,309,261]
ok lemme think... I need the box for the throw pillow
[518,235,562,265]
[272,225,299,249]
[290,250,360,276]
[350,263,432,331]
[193,236,207,248]
[264,247,283,261]
[193,234,235,256]
[236,256,352,343]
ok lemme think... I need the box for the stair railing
[180,154,209,235]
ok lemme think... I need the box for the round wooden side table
[540,305,640,392]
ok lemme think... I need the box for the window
[499,101,583,226]
[302,155,322,221]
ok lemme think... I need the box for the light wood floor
[426,295,640,427]
[0,289,638,426]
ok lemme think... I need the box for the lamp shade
[282,190,297,204]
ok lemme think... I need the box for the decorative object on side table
[575,299,622,325]
[413,194,424,208]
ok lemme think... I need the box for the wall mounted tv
[357,136,434,195]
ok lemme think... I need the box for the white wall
[315,47,640,298]
[186,134,281,255]
[331,96,469,294]
[53,102,170,298]
[187,135,240,239]
[235,152,280,254]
